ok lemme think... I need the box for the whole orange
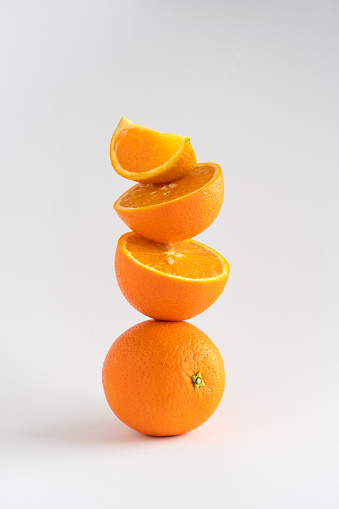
[102,320,225,436]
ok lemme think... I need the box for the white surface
[1,0,338,507]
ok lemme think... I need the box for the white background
[1,1,338,507]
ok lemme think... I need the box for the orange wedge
[110,117,197,184]
[115,232,230,321]
[114,163,224,243]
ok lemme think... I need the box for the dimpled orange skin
[102,320,225,436]
[114,163,224,243]
[114,234,229,321]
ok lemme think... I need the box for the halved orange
[115,232,230,321]
[110,117,197,184]
[114,163,224,243]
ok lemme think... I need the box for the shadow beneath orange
[33,418,147,445]
[14,409,188,446]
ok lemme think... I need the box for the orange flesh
[125,235,224,279]
[119,165,215,208]
[114,128,183,173]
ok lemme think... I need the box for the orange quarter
[110,117,196,184]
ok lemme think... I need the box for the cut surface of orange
[110,117,196,183]
[114,163,224,243]
[126,234,224,278]
[118,164,215,208]
[115,232,230,321]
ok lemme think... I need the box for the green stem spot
[191,371,206,391]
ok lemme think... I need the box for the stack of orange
[102,118,230,436]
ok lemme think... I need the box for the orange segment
[115,232,230,321]
[110,117,197,183]
[114,163,224,243]
[125,235,224,279]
